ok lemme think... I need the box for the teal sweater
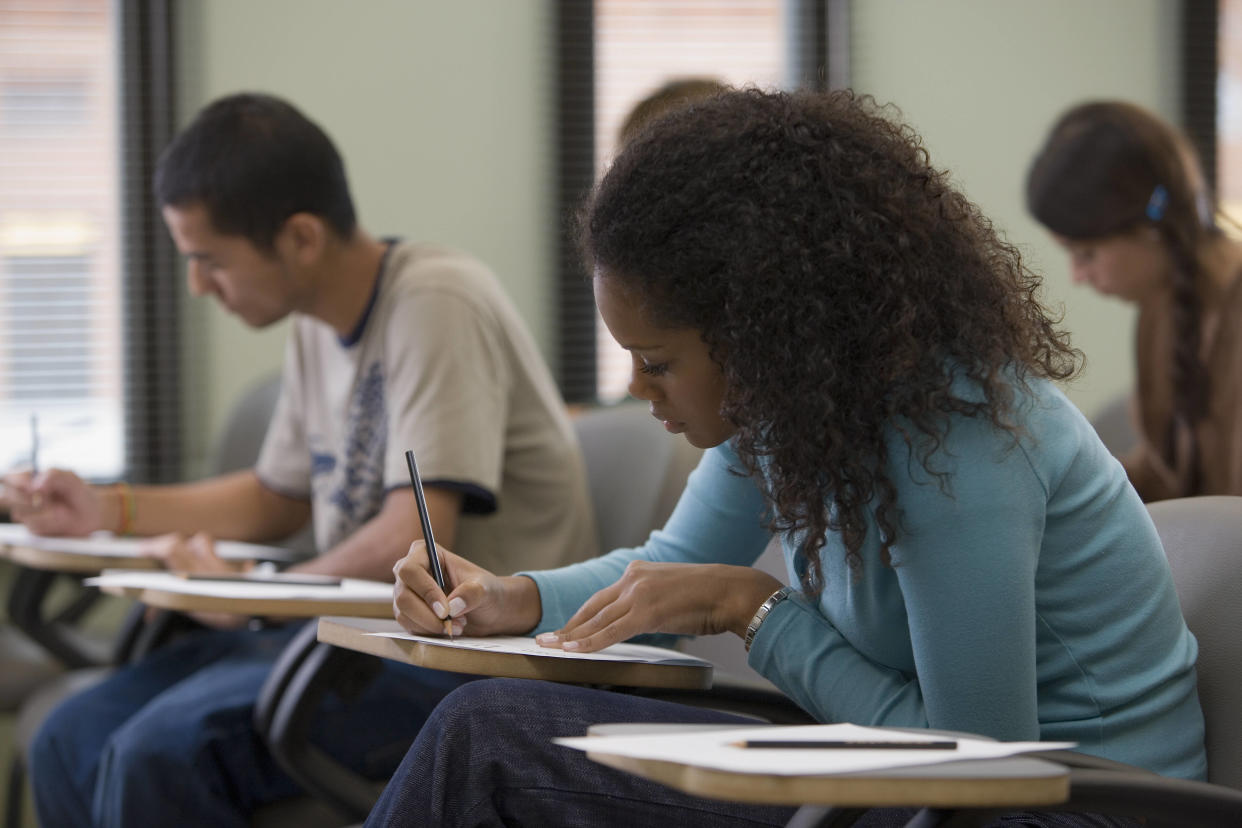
[526,379,1206,779]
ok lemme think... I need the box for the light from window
[594,0,791,402]
[0,1,123,480]
[1219,0,1242,225]
[1,76,89,130]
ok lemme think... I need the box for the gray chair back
[211,373,314,557]
[1148,495,1242,789]
[210,373,283,475]
[572,405,701,553]
[1090,392,1138,458]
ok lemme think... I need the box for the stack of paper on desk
[85,570,392,603]
[365,630,711,666]
[0,523,300,562]
[556,722,1075,776]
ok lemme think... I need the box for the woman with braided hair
[1027,101,1242,501]
[370,89,1204,827]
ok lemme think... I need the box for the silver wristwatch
[743,586,790,651]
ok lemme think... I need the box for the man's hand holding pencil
[0,467,108,538]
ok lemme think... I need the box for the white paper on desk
[84,570,392,602]
[0,524,300,562]
[365,631,711,666]
[556,722,1075,776]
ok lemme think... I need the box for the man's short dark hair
[154,93,357,250]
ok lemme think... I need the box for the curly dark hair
[582,88,1080,593]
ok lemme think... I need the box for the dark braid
[1163,229,1207,488]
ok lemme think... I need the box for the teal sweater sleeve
[521,443,774,634]
[747,410,1047,739]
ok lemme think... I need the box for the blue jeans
[364,679,1142,828]
[29,622,474,828]
[365,679,798,828]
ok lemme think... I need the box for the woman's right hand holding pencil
[391,540,543,638]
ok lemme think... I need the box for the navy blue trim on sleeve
[384,478,498,516]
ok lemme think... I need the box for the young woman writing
[370,89,1205,827]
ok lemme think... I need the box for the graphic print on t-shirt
[310,360,389,550]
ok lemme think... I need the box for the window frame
[1183,0,1217,194]
[552,0,848,404]
[119,0,182,483]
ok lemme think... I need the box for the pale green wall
[851,0,1179,418]
[173,0,552,469]
[174,0,1179,468]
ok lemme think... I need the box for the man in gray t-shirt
[7,93,597,828]
[258,239,596,574]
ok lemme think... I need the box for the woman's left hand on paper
[537,561,783,653]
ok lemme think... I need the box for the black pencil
[404,449,453,638]
[731,739,957,750]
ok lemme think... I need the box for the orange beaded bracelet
[114,482,136,536]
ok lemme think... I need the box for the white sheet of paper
[0,524,300,562]
[556,722,1075,776]
[84,570,392,602]
[365,630,711,666]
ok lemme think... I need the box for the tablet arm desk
[252,620,816,823]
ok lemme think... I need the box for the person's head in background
[1026,101,1226,305]
[1026,101,1239,480]
[583,88,1077,591]
[616,77,728,147]
[154,92,361,328]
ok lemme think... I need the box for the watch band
[743,586,790,651]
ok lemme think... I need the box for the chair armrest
[6,567,110,668]
[1021,748,1242,825]
[782,757,1242,828]
[118,607,206,663]
[253,620,321,737]
[255,627,384,820]
[1060,768,1242,827]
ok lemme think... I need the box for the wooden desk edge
[99,586,393,619]
[317,617,713,690]
[587,752,1070,808]
[0,544,160,574]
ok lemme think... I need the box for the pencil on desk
[404,449,454,639]
[731,739,958,750]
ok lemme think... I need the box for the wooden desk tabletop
[582,723,1069,808]
[92,573,394,619]
[318,616,713,690]
[0,543,159,574]
[0,526,300,575]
